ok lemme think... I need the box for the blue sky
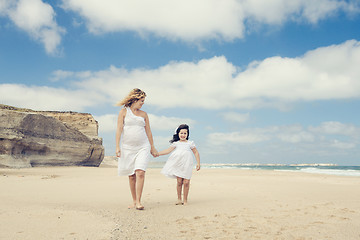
[1,0,360,165]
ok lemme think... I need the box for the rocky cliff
[0,104,104,168]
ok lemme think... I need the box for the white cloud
[95,114,118,133]
[243,0,355,25]
[153,136,173,152]
[233,40,360,104]
[0,1,8,13]
[207,122,357,147]
[148,114,196,131]
[309,121,360,137]
[277,131,315,143]
[61,0,246,42]
[330,139,356,149]
[72,40,360,110]
[71,57,238,109]
[2,0,358,54]
[0,84,103,111]
[60,0,359,42]
[2,40,360,112]
[95,113,196,134]
[208,130,272,145]
[221,112,250,123]
[0,0,65,55]
[50,70,75,82]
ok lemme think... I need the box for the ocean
[148,161,360,177]
[201,164,360,177]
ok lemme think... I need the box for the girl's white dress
[118,107,150,176]
[161,141,196,180]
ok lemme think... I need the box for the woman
[115,88,158,210]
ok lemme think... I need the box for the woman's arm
[158,146,176,156]
[192,147,201,171]
[115,108,126,157]
[144,112,159,157]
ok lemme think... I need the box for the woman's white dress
[118,107,151,176]
[161,141,196,180]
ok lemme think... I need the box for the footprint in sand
[176,218,189,224]
[312,221,324,224]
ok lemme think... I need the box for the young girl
[158,124,200,205]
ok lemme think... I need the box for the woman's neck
[130,105,139,112]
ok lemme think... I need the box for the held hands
[151,151,159,157]
[151,146,159,157]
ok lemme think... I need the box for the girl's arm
[144,112,158,157]
[115,108,126,157]
[192,147,201,171]
[158,146,175,156]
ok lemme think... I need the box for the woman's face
[133,97,145,109]
[178,129,188,141]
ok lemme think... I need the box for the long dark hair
[170,124,189,143]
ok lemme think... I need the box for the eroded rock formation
[0,104,104,168]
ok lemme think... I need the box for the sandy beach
[1,163,360,240]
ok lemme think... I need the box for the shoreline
[103,156,360,167]
[101,157,360,177]
[103,156,359,167]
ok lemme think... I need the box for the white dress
[161,141,196,180]
[118,107,151,176]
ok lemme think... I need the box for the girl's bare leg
[183,179,190,205]
[128,174,137,208]
[135,170,145,209]
[176,177,184,205]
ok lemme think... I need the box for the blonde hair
[116,88,147,107]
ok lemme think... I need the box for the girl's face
[178,129,188,141]
[133,97,145,109]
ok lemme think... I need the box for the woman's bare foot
[135,204,145,210]
[128,203,136,209]
[183,201,188,206]
[175,200,183,205]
